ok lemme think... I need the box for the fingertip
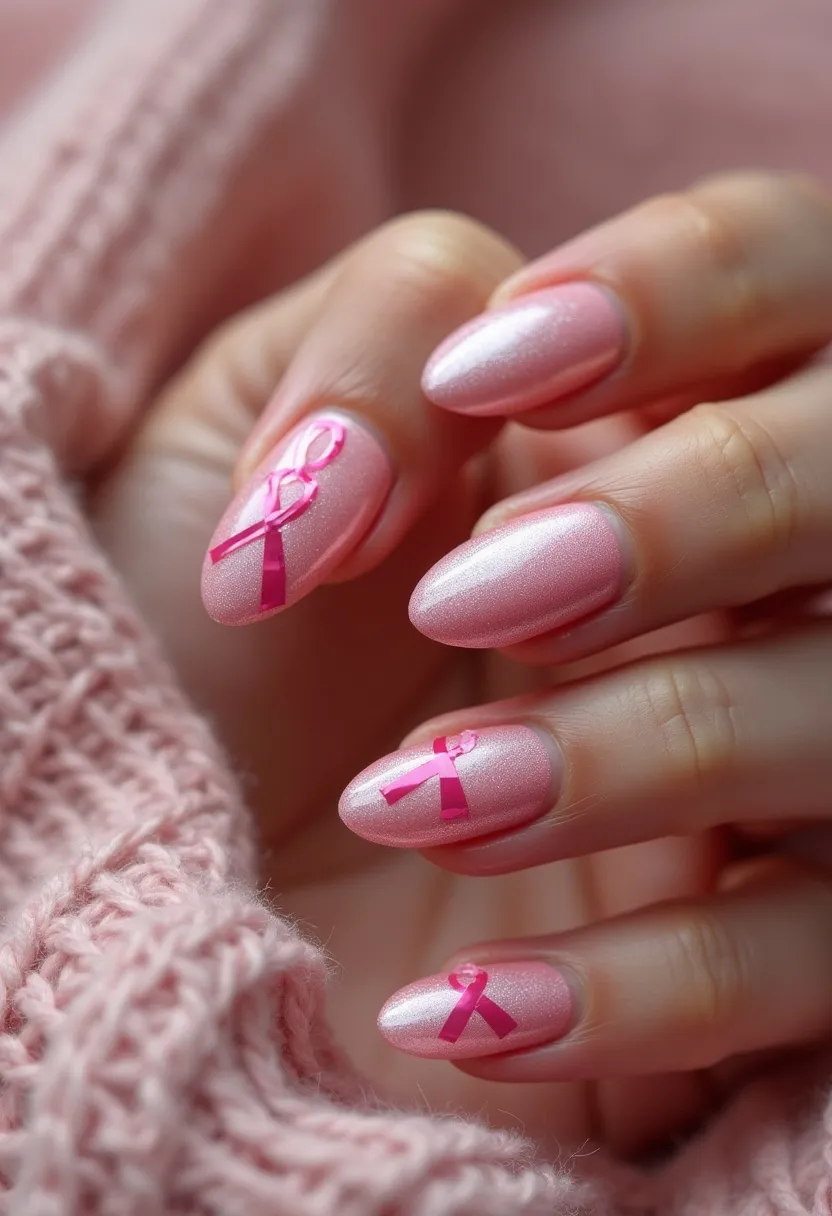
[201,409,393,626]
[377,960,575,1060]
[420,284,627,418]
[408,504,624,650]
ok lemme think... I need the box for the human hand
[91,213,617,1152]
[90,174,832,1156]
[335,174,832,1135]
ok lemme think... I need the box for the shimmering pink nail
[409,503,623,649]
[378,961,575,1059]
[202,409,392,625]
[422,283,625,417]
[339,725,558,848]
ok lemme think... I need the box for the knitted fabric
[0,2,830,1213]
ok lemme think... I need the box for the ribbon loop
[438,964,518,1043]
[379,731,478,821]
[284,418,344,472]
[208,418,346,612]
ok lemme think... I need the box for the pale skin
[88,172,832,1157]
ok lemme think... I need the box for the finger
[339,628,832,869]
[421,172,832,425]
[200,211,521,625]
[131,261,337,474]
[408,364,832,656]
[376,862,832,1077]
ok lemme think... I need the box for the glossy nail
[422,283,626,416]
[409,503,623,649]
[378,961,575,1060]
[339,725,558,849]
[202,409,392,625]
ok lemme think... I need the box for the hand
[91,213,623,1153]
[89,173,832,1157]
[336,173,832,1139]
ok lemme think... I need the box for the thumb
[86,263,335,635]
[126,264,335,484]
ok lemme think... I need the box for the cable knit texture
[0,1,830,1212]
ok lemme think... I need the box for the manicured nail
[409,503,623,649]
[378,961,575,1060]
[202,409,392,625]
[339,725,558,849]
[422,283,626,417]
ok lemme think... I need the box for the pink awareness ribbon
[380,731,478,821]
[208,419,345,612]
[438,964,518,1043]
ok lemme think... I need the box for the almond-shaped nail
[378,961,575,1059]
[422,283,626,417]
[409,503,623,649]
[202,410,393,625]
[339,725,558,848]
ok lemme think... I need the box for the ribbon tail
[432,739,469,821]
[260,527,287,611]
[476,995,518,1039]
[380,759,440,806]
[438,991,479,1043]
[439,774,469,821]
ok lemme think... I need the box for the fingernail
[409,503,623,649]
[378,961,575,1060]
[202,410,393,625]
[339,725,559,849]
[422,283,626,417]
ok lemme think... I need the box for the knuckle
[687,404,803,559]
[665,910,751,1032]
[778,170,832,211]
[762,170,832,228]
[366,210,519,303]
[675,189,768,330]
[644,174,832,335]
[638,659,738,795]
[691,168,825,209]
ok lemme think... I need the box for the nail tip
[336,787,372,839]
[408,591,483,649]
[376,962,575,1061]
[376,1000,396,1036]
[420,283,626,416]
[338,777,406,848]
[407,580,452,643]
[420,360,511,417]
[406,591,429,635]
[339,725,556,852]
[199,570,235,627]
[408,504,623,649]
[419,359,444,404]
[200,564,287,627]
[375,991,436,1058]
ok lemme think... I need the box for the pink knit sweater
[1,1,832,1211]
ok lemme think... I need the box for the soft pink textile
[1,1,832,1211]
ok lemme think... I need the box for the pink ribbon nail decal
[208,418,346,612]
[438,964,519,1044]
[380,731,478,821]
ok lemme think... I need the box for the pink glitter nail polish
[202,409,392,625]
[339,725,558,849]
[378,961,575,1060]
[422,283,625,417]
[409,503,623,649]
